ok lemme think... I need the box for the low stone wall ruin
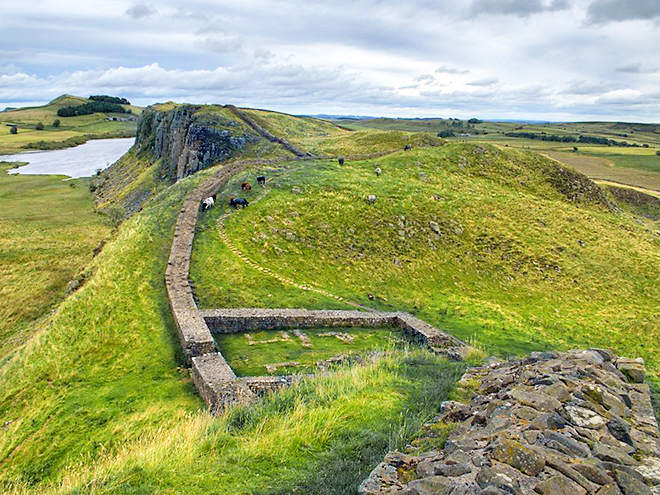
[359,348,660,495]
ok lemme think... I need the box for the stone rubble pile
[360,349,660,495]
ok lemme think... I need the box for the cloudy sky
[1,0,659,121]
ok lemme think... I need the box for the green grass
[0,162,110,362]
[0,95,141,154]
[242,108,445,156]
[215,327,402,376]
[192,144,660,373]
[4,102,660,493]
[0,158,467,494]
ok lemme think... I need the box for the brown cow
[241,182,252,191]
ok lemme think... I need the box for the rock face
[359,349,660,495]
[135,105,258,180]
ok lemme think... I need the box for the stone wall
[359,349,660,495]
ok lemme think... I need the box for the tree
[468,118,483,124]
[573,146,578,152]
[35,122,45,130]
[656,150,660,156]
[9,125,17,134]
[53,119,60,128]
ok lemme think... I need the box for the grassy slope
[0,162,110,362]
[0,158,465,494]
[0,96,141,154]
[4,104,659,492]
[192,144,660,374]
[243,109,445,156]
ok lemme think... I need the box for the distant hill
[0,95,142,154]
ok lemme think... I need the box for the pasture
[0,161,110,362]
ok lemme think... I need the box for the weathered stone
[636,456,660,485]
[509,388,561,412]
[534,475,586,495]
[573,462,615,485]
[543,430,591,458]
[358,463,402,495]
[615,470,653,495]
[592,443,638,466]
[564,405,607,429]
[596,484,623,495]
[492,440,545,476]
[607,418,635,447]
[402,476,455,495]
[616,358,646,384]
[435,463,472,477]
[476,466,521,495]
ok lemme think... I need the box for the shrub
[53,119,60,128]
[656,150,660,156]
[35,122,45,130]
[9,125,17,134]
[437,130,455,138]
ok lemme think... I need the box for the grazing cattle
[375,167,382,176]
[230,197,249,209]
[241,182,252,191]
[202,196,215,211]
[257,176,266,186]
[338,157,345,166]
[366,195,377,204]
[404,144,412,151]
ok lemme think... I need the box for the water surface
[0,138,134,178]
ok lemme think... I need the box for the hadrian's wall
[165,159,472,413]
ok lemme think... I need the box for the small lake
[0,138,135,178]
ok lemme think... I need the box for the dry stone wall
[359,348,660,495]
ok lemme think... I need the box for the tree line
[505,132,642,147]
[57,100,130,117]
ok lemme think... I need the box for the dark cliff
[135,105,261,180]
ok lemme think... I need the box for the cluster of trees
[505,132,642,148]
[468,118,483,124]
[57,101,130,117]
[437,130,455,138]
[89,95,131,105]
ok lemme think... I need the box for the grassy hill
[0,95,142,154]
[339,117,660,193]
[1,104,660,493]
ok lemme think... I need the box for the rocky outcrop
[136,105,259,180]
[360,349,660,495]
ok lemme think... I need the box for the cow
[338,157,345,166]
[202,196,215,211]
[404,144,412,151]
[366,195,377,204]
[241,182,252,191]
[230,197,249,209]
[375,167,382,176]
[257,176,266,186]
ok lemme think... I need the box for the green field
[0,95,142,154]
[192,145,660,374]
[2,103,660,493]
[0,161,111,362]
[338,116,660,192]
[215,327,401,376]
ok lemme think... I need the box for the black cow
[230,197,249,209]
[257,176,266,186]
[338,157,345,166]
[404,144,412,151]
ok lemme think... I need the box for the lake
[0,138,135,178]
